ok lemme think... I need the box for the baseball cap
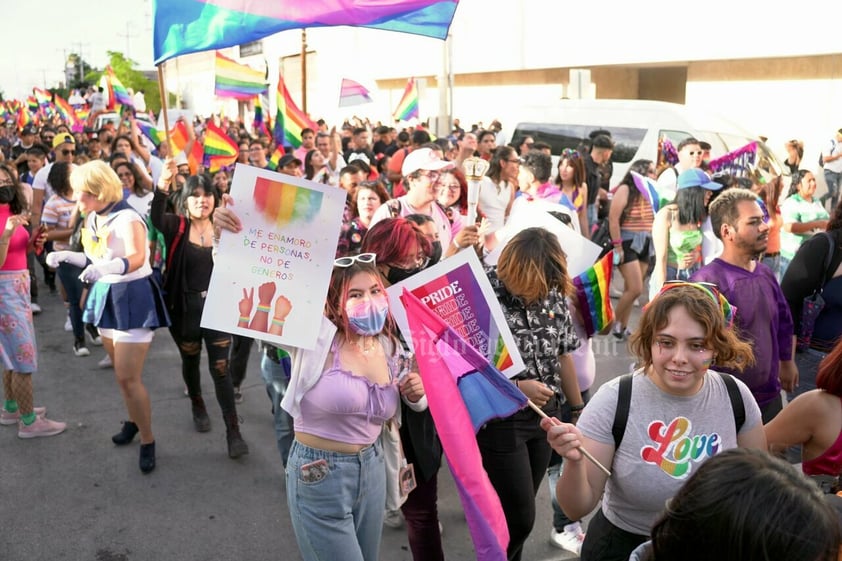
[677,168,722,191]
[401,147,454,177]
[277,154,302,169]
[52,132,75,149]
[21,125,36,136]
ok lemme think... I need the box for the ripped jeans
[169,323,236,417]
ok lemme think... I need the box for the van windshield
[512,123,646,163]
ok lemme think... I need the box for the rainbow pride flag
[573,252,614,338]
[53,94,80,130]
[273,72,317,149]
[153,1,460,64]
[214,51,267,100]
[253,177,324,227]
[32,88,52,108]
[267,145,285,171]
[393,77,419,121]
[339,78,373,107]
[169,120,191,155]
[203,121,239,172]
[137,120,166,148]
[102,67,133,109]
[253,95,270,137]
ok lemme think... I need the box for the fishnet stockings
[9,372,33,415]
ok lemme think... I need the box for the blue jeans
[761,254,781,282]
[779,256,792,280]
[666,264,699,282]
[587,204,598,233]
[286,440,386,561]
[824,169,841,212]
[260,351,294,467]
[56,262,85,339]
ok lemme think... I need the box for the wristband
[452,237,466,250]
[611,239,622,246]
[271,318,286,327]
[238,316,250,323]
[256,304,271,313]
[570,403,585,412]
[119,257,129,274]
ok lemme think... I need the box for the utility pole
[73,42,91,84]
[117,21,138,59]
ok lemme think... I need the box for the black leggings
[476,402,558,561]
[170,326,236,416]
[581,507,647,561]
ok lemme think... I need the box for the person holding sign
[50,160,169,474]
[150,166,249,459]
[542,282,765,561]
[481,226,584,561]
[280,254,425,561]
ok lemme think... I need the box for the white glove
[46,251,88,269]
[79,258,128,283]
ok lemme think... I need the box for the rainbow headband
[651,281,736,328]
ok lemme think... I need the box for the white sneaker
[98,354,113,369]
[549,522,585,556]
[64,314,72,332]
[73,339,90,357]
[86,324,103,346]
[31,303,42,314]
[383,509,404,529]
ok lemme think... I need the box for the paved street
[2,285,636,561]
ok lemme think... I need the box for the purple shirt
[692,259,793,407]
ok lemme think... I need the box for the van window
[512,123,646,163]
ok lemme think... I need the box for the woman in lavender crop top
[284,254,425,561]
[766,338,842,480]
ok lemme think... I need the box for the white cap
[401,147,454,177]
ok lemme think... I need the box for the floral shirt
[485,264,580,395]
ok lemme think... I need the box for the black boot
[112,421,139,445]
[224,412,249,459]
[139,441,156,474]
[190,396,211,432]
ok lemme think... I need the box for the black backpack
[611,372,745,450]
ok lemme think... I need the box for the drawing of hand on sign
[235,282,293,335]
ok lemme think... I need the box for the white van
[502,99,782,186]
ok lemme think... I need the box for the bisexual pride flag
[400,288,526,561]
[153,0,460,63]
[630,170,661,213]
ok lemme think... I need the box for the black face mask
[428,241,442,266]
[0,187,15,204]
[386,264,421,285]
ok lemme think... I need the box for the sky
[1,0,156,100]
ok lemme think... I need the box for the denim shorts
[286,439,386,561]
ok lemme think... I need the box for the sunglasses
[657,281,736,327]
[334,252,376,268]
[61,149,76,156]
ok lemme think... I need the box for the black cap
[277,154,301,168]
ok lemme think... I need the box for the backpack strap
[718,372,745,433]
[612,374,634,450]
[165,215,186,273]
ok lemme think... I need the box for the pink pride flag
[338,78,373,107]
[400,288,527,561]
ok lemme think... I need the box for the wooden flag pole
[157,64,172,153]
[527,400,612,477]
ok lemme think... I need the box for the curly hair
[629,284,754,371]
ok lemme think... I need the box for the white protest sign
[486,198,601,277]
[201,164,346,350]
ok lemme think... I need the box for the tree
[65,53,94,90]
[88,51,167,114]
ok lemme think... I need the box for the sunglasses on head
[334,252,376,268]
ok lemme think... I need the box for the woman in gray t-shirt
[542,282,766,561]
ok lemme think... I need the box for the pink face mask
[345,295,389,335]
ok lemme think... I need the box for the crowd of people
[1,110,841,561]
